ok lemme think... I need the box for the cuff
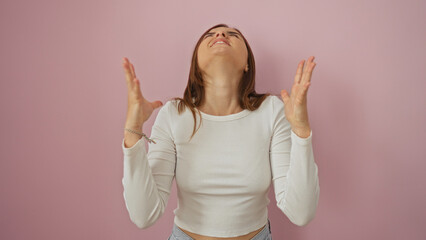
[291,129,312,146]
[122,138,145,156]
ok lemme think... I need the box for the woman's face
[197,27,248,74]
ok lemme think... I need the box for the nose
[215,31,227,38]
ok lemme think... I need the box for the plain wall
[1,0,425,239]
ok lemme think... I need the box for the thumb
[152,101,163,109]
[280,90,290,105]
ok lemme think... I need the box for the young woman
[121,23,319,240]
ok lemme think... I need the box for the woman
[121,23,319,240]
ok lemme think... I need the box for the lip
[211,38,230,47]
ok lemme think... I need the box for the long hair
[172,23,271,141]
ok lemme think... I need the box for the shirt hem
[173,216,268,238]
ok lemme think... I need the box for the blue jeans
[167,219,272,240]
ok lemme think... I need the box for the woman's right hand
[123,57,163,130]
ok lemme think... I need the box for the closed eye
[229,33,239,38]
[203,31,241,39]
[204,33,213,39]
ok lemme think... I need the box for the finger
[130,62,137,79]
[290,80,299,104]
[280,89,290,105]
[297,82,311,104]
[126,59,136,80]
[294,60,304,84]
[132,77,144,98]
[133,77,140,90]
[303,56,314,71]
[300,56,316,85]
[151,100,164,109]
[123,58,134,88]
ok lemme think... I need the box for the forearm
[282,130,319,226]
[291,126,311,139]
[122,138,167,229]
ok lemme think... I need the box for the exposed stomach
[177,224,266,240]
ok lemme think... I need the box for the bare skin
[177,224,266,240]
[196,27,248,116]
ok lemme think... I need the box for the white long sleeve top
[121,95,320,237]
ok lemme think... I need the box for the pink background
[1,0,425,239]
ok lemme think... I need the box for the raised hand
[123,57,163,131]
[280,56,317,138]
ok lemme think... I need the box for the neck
[199,59,245,116]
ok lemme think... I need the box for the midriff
[177,223,266,240]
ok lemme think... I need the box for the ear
[245,64,249,72]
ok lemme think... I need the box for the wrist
[124,123,143,131]
[291,127,311,138]
[123,127,156,144]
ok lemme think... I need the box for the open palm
[280,56,317,137]
[123,57,163,126]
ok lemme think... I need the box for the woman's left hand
[280,56,317,138]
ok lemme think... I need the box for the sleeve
[269,96,320,226]
[121,101,176,229]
